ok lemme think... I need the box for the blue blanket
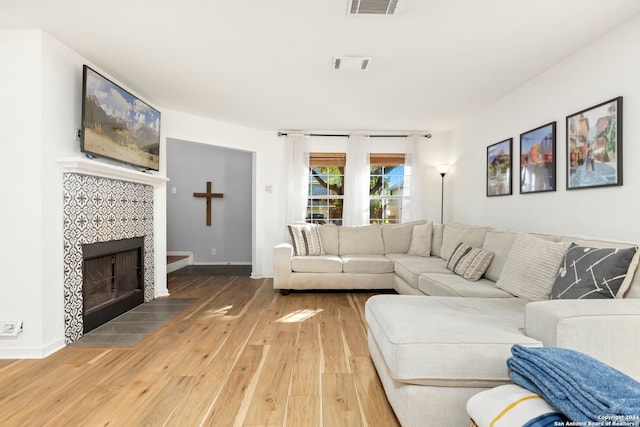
[508,345,640,423]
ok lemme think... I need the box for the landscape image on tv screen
[81,65,161,170]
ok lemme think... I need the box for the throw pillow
[318,223,339,255]
[287,223,325,256]
[382,223,415,254]
[431,223,444,257]
[440,223,490,261]
[482,231,518,282]
[407,222,433,257]
[496,233,571,300]
[446,242,494,281]
[551,244,639,299]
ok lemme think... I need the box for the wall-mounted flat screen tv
[81,65,161,171]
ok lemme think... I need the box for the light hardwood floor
[0,274,400,426]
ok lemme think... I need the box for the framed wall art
[520,122,556,194]
[566,97,622,190]
[487,138,512,197]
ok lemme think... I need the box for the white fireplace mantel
[57,157,169,186]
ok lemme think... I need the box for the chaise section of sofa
[366,294,542,426]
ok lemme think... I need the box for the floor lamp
[436,165,450,224]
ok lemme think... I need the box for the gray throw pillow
[551,244,639,299]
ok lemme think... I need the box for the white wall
[0,31,46,357]
[447,15,640,243]
[0,31,169,358]
[0,30,84,357]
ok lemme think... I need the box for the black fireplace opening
[82,237,144,333]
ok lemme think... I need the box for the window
[307,153,345,225]
[369,153,406,224]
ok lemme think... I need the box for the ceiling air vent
[333,56,371,71]
[349,0,399,15]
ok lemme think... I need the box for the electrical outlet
[0,321,23,337]
[211,248,216,255]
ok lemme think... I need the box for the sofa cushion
[446,242,494,281]
[394,256,449,289]
[496,233,571,301]
[431,223,444,257]
[291,255,342,273]
[342,254,394,274]
[382,222,416,254]
[287,223,325,256]
[384,253,412,262]
[482,231,518,282]
[365,295,541,387]
[407,222,433,257]
[441,223,491,261]
[318,223,339,255]
[551,244,639,299]
[339,224,384,255]
[418,273,514,298]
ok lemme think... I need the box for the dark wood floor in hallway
[0,273,399,426]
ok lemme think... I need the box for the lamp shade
[436,165,450,175]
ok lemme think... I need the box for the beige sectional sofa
[273,221,640,426]
[274,221,427,293]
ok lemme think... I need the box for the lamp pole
[436,165,449,224]
[440,172,446,224]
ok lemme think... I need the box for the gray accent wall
[167,138,252,264]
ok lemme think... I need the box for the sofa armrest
[525,299,640,379]
[273,243,294,289]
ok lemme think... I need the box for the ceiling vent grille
[333,57,371,71]
[349,0,398,15]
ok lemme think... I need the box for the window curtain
[284,133,309,225]
[402,134,426,222]
[343,134,370,226]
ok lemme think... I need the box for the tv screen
[81,65,161,171]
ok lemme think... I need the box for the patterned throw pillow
[551,244,639,299]
[446,242,494,281]
[287,223,325,256]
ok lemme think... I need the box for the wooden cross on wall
[193,181,224,226]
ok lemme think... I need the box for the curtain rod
[277,132,431,138]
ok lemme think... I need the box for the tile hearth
[69,298,195,348]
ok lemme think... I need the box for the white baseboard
[191,262,251,266]
[0,338,65,359]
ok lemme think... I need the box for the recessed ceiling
[1,1,639,132]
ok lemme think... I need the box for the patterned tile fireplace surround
[60,159,165,344]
